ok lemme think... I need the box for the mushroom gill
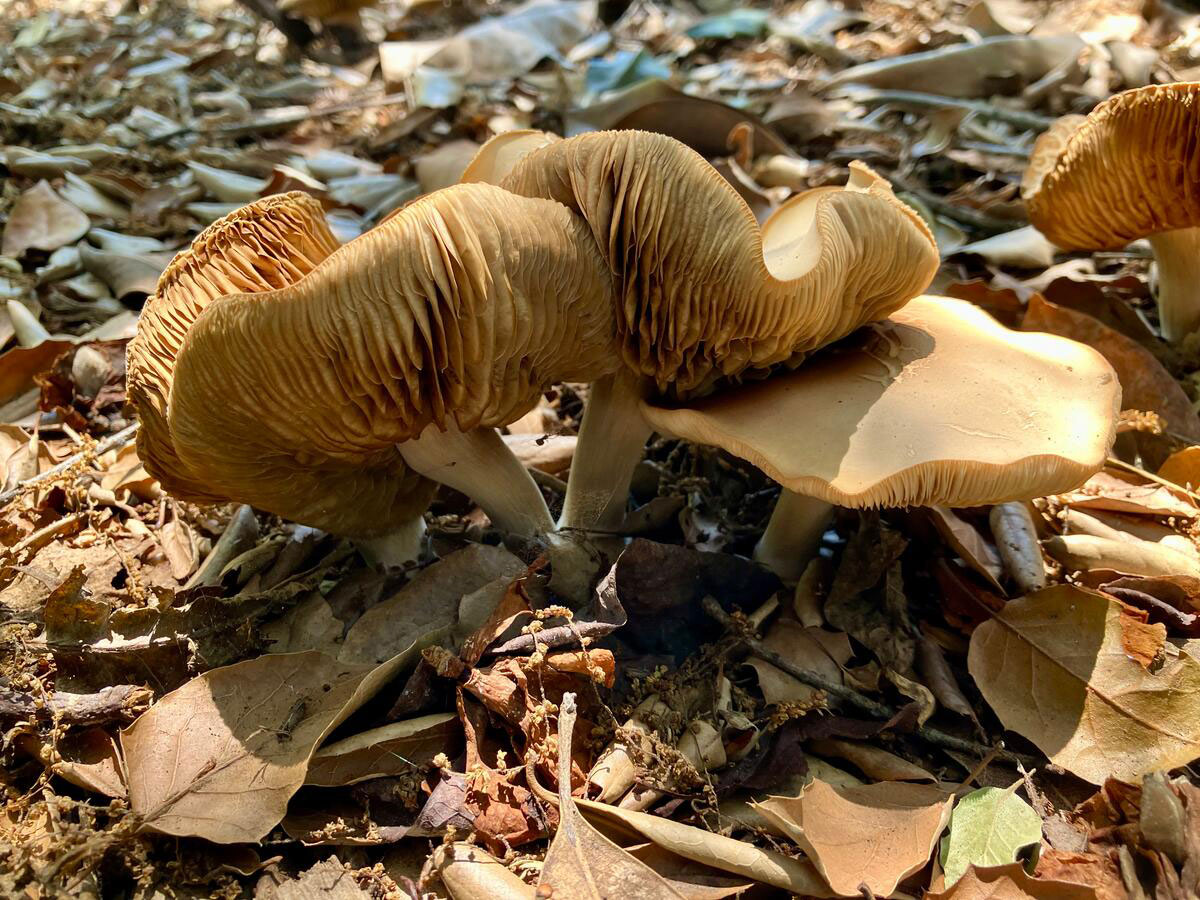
[1023,82,1200,340]
[479,130,938,532]
[165,182,619,543]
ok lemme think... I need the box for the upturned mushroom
[129,186,620,565]
[641,296,1120,579]
[472,129,940,533]
[1023,82,1200,340]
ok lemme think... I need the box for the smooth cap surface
[641,295,1120,507]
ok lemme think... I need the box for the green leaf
[939,787,1042,887]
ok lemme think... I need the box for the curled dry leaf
[433,842,535,900]
[121,649,409,843]
[1042,533,1200,579]
[535,694,686,899]
[990,502,1047,594]
[939,787,1043,887]
[754,778,953,896]
[574,795,834,896]
[305,711,460,787]
[929,863,1099,899]
[968,585,1200,783]
[2,180,90,257]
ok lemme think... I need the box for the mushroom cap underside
[495,129,938,393]
[641,295,1120,508]
[1024,82,1200,249]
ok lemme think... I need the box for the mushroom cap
[498,130,938,395]
[165,182,618,535]
[641,295,1120,508]
[128,192,343,504]
[1023,83,1200,249]
[460,130,561,185]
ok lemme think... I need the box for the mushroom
[128,192,436,565]
[480,129,940,533]
[140,183,619,564]
[640,296,1120,580]
[1023,83,1200,340]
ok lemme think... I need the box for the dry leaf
[122,649,409,842]
[305,712,459,787]
[968,585,1200,783]
[1059,471,1198,519]
[536,694,686,899]
[432,842,536,900]
[1159,447,1200,489]
[754,779,953,896]
[928,863,1098,899]
[746,620,852,705]
[2,181,90,257]
[807,738,935,782]
[574,796,835,896]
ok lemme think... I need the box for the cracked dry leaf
[537,694,686,899]
[121,649,408,843]
[754,779,953,896]
[928,863,1098,899]
[940,787,1043,887]
[968,585,1200,784]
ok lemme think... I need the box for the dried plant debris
[3,0,1200,897]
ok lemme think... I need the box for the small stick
[830,86,1057,130]
[701,596,1039,767]
[0,684,153,727]
[0,423,140,509]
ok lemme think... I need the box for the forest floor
[2,0,1200,897]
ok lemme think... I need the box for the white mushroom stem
[7,301,50,348]
[1149,227,1200,341]
[753,490,834,582]
[355,515,427,568]
[559,371,653,533]
[399,423,554,536]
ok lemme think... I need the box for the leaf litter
[3,0,1200,897]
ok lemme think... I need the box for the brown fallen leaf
[121,649,409,843]
[754,778,953,896]
[1024,294,1200,443]
[574,795,835,896]
[927,506,1006,592]
[745,620,852,705]
[432,842,535,900]
[807,738,936,782]
[928,862,1098,899]
[1042,533,1200,579]
[1159,446,1200,490]
[1035,849,1126,900]
[1059,471,1198,519]
[2,181,90,257]
[305,711,460,787]
[535,693,686,899]
[257,856,374,899]
[968,585,1200,783]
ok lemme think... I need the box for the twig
[0,423,140,510]
[831,86,1058,130]
[0,684,152,727]
[886,175,1018,234]
[701,597,1039,767]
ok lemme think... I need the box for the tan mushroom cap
[1023,83,1200,249]
[128,192,342,504]
[165,182,619,534]
[499,130,939,395]
[641,296,1120,508]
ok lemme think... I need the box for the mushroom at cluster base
[129,186,620,568]
[641,296,1121,581]
[464,129,941,536]
[1023,82,1200,341]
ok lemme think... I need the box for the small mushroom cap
[641,296,1120,508]
[1023,83,1200,249]
[499,130,938,394]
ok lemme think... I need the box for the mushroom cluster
[1023,82,1200,341]
[129,128,1121,582]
